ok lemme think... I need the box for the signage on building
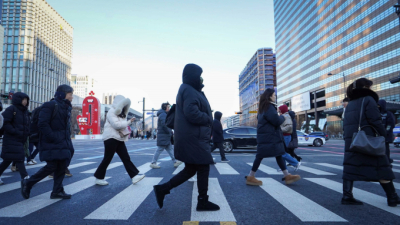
[291,92,311,112]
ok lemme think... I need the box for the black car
[308,131,329,141]
[220,126,257,152]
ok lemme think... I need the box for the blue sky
[47,0,276,118]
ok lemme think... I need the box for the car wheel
[313,139,323,147]
[223,141,234,153]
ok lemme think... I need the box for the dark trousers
[252,155,286,172]
[0,160,28,179]
[165,163,210,198]
[94,138,139,179]
[26,159,69,193]
[211,142,226,159]
[286,147,302,161]
[27,142,39,162]
[386,142,393,164]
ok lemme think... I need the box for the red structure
[77,91,101,135]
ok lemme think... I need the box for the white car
[296,131,325,147]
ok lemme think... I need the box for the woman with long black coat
[0,92,30,184]
[342,78,399,207]
[246,88,301,186]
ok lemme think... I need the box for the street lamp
[327,72,346,97]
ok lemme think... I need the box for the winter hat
[278,105,289,114]
[54,84,73,100]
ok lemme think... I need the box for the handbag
[350,98,386,156]
[119,127,131,138]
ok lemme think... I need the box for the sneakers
[150,163,161,169]
[11,166,18,172]
[32,159,38,164]
[173,161,183,168]
[153,184,171,209]
[294,161,302,172]
[95,179,109,186]
[0,178,3,185]
[246,176,263,186]
[50,191,72,199]
[283,174,301,185]
[196,195,220,211]
[27,161,35,166]
[221,158,230,163]
[21,179,31,199]
[132,174,145,185]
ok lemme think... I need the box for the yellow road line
[183,221,199,225]
[220,222,237,225]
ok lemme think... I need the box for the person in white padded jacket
[93,95,145,186]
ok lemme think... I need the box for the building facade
[1,0,73,109]
[103,92,118,105]
[274,0,400,135]
[71,74,96,99]
[239,47,276,127]
[222,114,240,129]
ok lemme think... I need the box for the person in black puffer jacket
[210,111,229,162]
[0,92,30,184]
[26,106,41,165]
[342,78,399,207]
[153,63,219,212]
[21,85,75,200]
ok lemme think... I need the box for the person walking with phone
[93,95,145,186]
[342,78,399,206]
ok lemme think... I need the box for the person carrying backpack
[21,85,75,199]
[0,92,30,185]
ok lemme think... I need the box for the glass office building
[274,0,400,135]
[1,0,73,109]
[239,48,276,127]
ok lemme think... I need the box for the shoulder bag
[350,98,386,156]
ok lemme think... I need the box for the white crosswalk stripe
[314,163,343,170]
[191,178,236,222]
[392,163,400,167]
[125,162,161,174]
[299,165,336,175]
[81,162,123,174]
[3,163,47,174]
[0,177,110,217]
[173,163,185,175]
[0,162,96,194]
[258,178,346,222]
[214,163,239,175]
[247,163,282,175]
[306,178,400,217]
[85,177,163,220]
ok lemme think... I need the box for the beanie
[278,105,289,114]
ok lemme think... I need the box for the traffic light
[235,112,242,114]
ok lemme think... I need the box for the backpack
[280,113,293,134]
[165,104,176,129]
[29,101,59,139]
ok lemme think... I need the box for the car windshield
[297,131,305,136]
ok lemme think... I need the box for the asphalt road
[0,139,399,225]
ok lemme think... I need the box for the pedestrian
[378,99,395,163]
[0,93,30,185]
[153,63,220,211]
[211,111,229,163]
[93,95,145,186]
[287,110,301,162]
[150,102,182,169]
[26,106,41,165]
[21,85,75,199]
[246,88,301,186]
[342,78,399,206]
[278,105,301,170]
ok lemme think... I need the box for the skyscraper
[1,0,73,108]
[239,48,276,127]
[274,0,400,134]
[71,74,97,99]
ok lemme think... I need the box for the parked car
[297,131,325,147]
[308,131,329,141]
[221,126,257,152]
[394,136,400,148]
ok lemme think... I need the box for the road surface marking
[214,163,239,175]
[247,163,282,175]
[299,165,336,175]
[81,162,123,174]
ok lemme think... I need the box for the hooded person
[150,102,182,169]
[0,92,30,185]
[378,99,395,163]
[21,85,76,199]
[92,95,145,186]
[287,111,301,162]
[210,111,229,162]
[153,63,220,212]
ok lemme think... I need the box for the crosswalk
[1,160,400,223]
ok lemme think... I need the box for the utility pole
[151,107,154,139]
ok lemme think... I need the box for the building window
[7,37,12,43]
[14,36,18,43]
[13,45,18,51]
[14,29,19,35]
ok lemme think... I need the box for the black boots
[196,195,220,211]
[50,191,72,199]
[21,179,31,199]
[341,179,363,205]
[380,181,400,207]
[153,184,171,209]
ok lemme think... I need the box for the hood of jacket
[157,109,166,116]
[12,92,29,110]
[214,111,222,121]
[348,88,379,103]
[111,95,131,116]
[289,111,296,119]
[378,99,387,113]
[183,64,203,91]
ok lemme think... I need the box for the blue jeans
[152,144,176,164]
[282,136,299,166]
